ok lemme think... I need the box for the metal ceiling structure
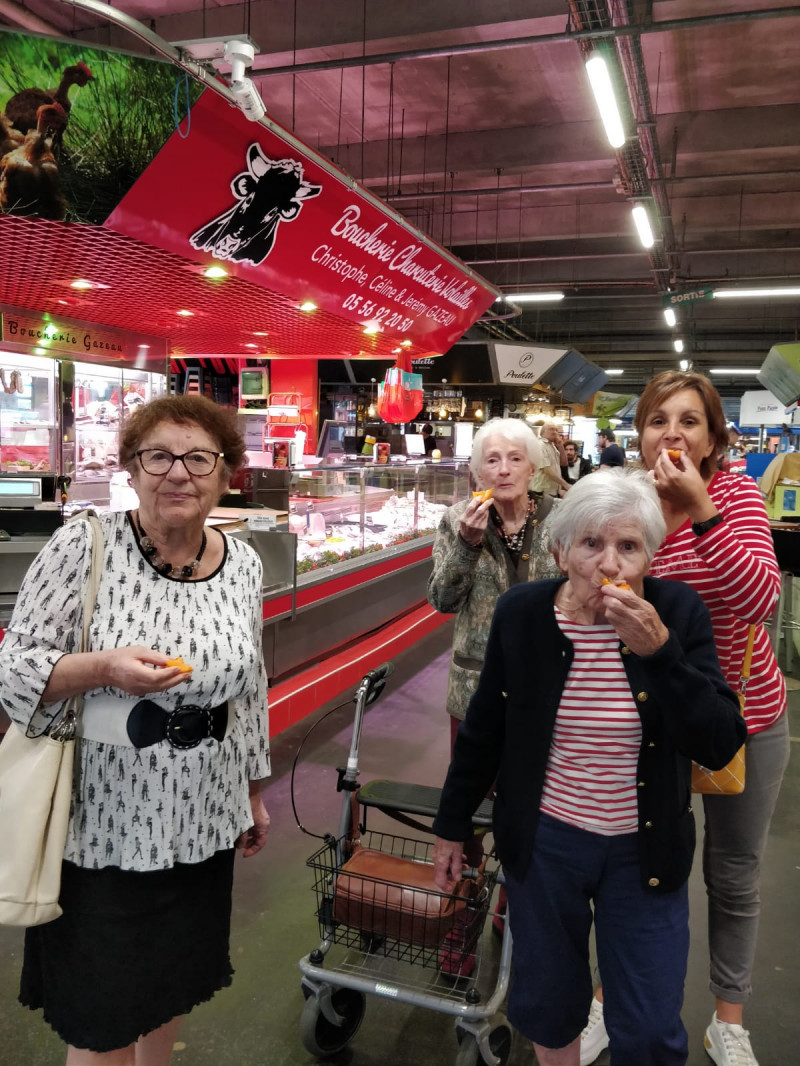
[1,0,799,397]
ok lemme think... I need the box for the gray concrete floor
[1,620,798,1065]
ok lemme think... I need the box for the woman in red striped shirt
[583,373,789,1066]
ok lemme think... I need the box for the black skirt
[19,850,236,1052]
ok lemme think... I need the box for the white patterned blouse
[0,510,270,872]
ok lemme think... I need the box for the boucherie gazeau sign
[107,92,498,352]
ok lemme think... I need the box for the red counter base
[267,603,449,736]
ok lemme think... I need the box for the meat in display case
[287,459,471,576]
[0,353,58,473]
[72,364,165,486]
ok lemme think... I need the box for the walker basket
[307,831,494,970]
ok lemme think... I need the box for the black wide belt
[126,700,228,749]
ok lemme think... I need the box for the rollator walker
[298,664,513,1066]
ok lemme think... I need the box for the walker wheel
[454,1023,512,1066]
[300,986,366,1057]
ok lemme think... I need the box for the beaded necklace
[491,495,536,556]
[135,514,207,579]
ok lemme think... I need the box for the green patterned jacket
[427,496,561,720]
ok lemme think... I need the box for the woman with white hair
[428,416,561,974]
[433,469,745,1066]
[428,416,560,740]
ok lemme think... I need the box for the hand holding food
[165,656,192,674]
[472,487,494,503]
[667,449,682,463]
[601,578,631,590]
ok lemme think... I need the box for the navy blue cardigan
[433,577,747,894]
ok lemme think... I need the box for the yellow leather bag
[691,625,755,795]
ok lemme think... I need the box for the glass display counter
[286,459,470,577]
[0,353,58,473]
[71,362,166,493]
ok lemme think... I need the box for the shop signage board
[0,309,166,370]
[107,91,498,353]
[661,287,714,308]
[739,389,800,426]
[489,342,569,385]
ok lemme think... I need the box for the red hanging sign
[106,91,497,353]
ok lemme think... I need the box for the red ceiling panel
[0,215,429,360]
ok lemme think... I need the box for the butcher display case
[287,458,470,577]
[252,458,471,680]
[0,352,58,474]
[70,362,166,496]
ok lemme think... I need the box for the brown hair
[120,395,247,477]
[633,371,728,479]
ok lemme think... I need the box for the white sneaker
[704,1011,760,1066]
[580,997,609,1066]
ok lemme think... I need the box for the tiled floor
[0,620,797,1065]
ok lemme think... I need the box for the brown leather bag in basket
[691,625,754,795]
[332,846,486,948]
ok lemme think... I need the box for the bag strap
[737,624,757,709]
[50,513,104,742]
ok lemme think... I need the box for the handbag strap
[50,513,104,742]
[73,512,104,656]
[737,624,757,707]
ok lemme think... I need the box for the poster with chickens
[0,30,201,223]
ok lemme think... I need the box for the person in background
[561,440,593,485]
[597,428,625,469]
[0,394,270,1066]
[721,423,748,475]
[428,416,561,973]
[433,469,745,1066]
[581,371,788,1066]
[533,421,571,498]
[421,422,437,455]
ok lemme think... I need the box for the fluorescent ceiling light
[679,359,692,372]
[632,205,655,248]
[709,368,761,375]
[663,308,677,327]
[585,54,626,148]
[713,287,800,298]
[604,369,625,376]
[505,292,565,303]
[674,339,684,353]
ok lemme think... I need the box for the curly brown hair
[120,395,247,477]
[633,370,729,479]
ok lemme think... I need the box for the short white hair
[546,468,666,561]
[470,417,542,476]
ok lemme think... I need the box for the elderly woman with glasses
[433,469,746,1066]
[0,395,270,1066]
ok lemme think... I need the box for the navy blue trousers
[504,813,689,1065]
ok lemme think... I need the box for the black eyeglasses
[136,449,224,477]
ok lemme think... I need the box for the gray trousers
[702,712,791,1003]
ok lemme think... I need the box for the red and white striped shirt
[540,609,641,836]
[649,471,785,734]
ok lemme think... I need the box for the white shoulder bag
[0,512,103,926]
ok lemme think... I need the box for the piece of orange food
[667,449,682,463]
[165,656,192,674]
[601,578,631,590]
[472,487,494,502]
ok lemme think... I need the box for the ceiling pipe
[466,245,800,266]
[385,180,611,202]
[380,169,800,203]
[251,7,800,78]
[0,0,61,34]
